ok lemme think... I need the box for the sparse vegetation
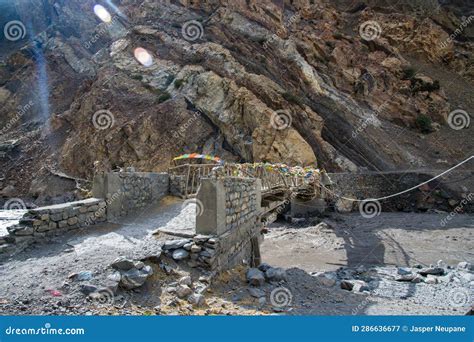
[415,114,433,133]
[402,67,416,80]
[412,80,440,93]
[174,79,185,89]
[158,92,172,103]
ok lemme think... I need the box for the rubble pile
[160,236,219,269]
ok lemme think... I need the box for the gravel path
[0,197,195,315]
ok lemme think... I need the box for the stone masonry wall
[1,198,106,255]
[169,175,187,198]
[190,177,262,272]
[93,172,169,219]
[224,178,259,231]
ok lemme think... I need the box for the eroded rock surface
[0,0,472,201]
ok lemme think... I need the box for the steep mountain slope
[0,0,472,203]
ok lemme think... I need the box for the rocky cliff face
[0,0,472,202]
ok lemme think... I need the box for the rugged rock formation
[0,0,472,201]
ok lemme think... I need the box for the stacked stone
[224,178,258,231]
[3,199,106,252]
[119,174,153,216]
[161,235,220,270]
[169,175,187,197]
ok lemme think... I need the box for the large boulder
[246,268,265,287]
[119,265,153,290]
[111,257,136,271]
[264,267,287,282]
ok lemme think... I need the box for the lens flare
[134,47,153,67]
[94,4,112,23]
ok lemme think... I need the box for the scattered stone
[80,284,98,295]
[111,257,135,271]
[166,287,177,293]
[438,272,455,283]
[172,249,189,260]
[198,276,211,284]
[119,265,153,290]
[134,261,145,270]
[193,282,208,294]
[188,293,205,306]
[246,268,265,287]
[183,243,193,251]
[340,280,354,291]
[417,267,444,276]
[411,275,425,283]
[457,262,474,272]
[397,267,412,275]
[425,275,438,284]
[76,271,93,281]
[258,263,272,272]
[162,239,190,250]
[396,274,424,283]
[340,280,369,292]
[176,285,193,299]
[178,275,192,286]
[248,287,265,298]
[264,267,287,282]
[107,272,122,283]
